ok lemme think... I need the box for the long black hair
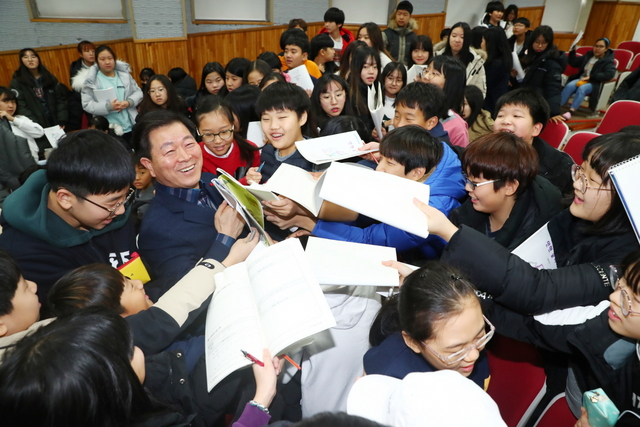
[483,26,513,73]
[198,61,225,96]
[369,261,478,346]
[443,22,474,67]
[348,46,382,117]
[137,74,185,117]
[520,25,560,68]
[429,55,466,115]
[13,48,57,88]
[309,73,352,133]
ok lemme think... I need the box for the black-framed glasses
[463,174,501,191]
[76,188,135,219]
[199,126,234,143]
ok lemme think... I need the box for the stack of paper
[295,131,377,164]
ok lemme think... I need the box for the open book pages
[295,131,377,164]
[204,238,336,391]
[287,64,314,91]
[304,237,399,287]
[511,222,557,269]
[249,164,326,216]
[211,170,270,244]
[406,64,427,83]
[368,84,384,140]
[319,162,431,238]
[609,154,640,243]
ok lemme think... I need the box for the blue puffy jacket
[312,142,466,261]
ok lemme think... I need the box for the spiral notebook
[609,155,640,243]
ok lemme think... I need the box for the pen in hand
[241,349,264,367]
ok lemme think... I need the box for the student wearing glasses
[414,132,640,318]
[559,38,616,121]
[482,250,640,424]
[365,261,492,390]
[0,130,138,307]
[448,131,562,251]
[194,95,260,184]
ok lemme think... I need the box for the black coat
[9,73,69,128]
[567,48,616,111]
[441,208,639,315]
[533,136,574,197]
[449,175,563,250]
[613,67,640,102]
[520,48,567,116]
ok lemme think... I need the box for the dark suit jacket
[138,173,233,296]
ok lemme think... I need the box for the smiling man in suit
[134,110,245,297]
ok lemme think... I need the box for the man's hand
[214,200,245,238]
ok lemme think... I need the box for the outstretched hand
[382,260,415,286]
[413,198,459,242]
[222,228,260,267]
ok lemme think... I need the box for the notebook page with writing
[304,237,398,287]
[319,162,431,238]
[205,239,335,391]
[609,155,640,243]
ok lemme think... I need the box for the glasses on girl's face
[385,76,403,85]
[76,188,135,219]
[421,316,495,365]
[199,126,234,143]
[571,164,613,194]
[148,88,165,95]
[610,266,640,317]
[320,91,345,102]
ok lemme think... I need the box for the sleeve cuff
[216,233,236,248]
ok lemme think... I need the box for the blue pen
[257,162,265,172]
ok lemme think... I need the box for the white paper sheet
[246,121,265,148]
[304,237,398,287]
[288,65,314,92]
[43,125,66,148]
[93,87,117,104]
[512,51,525,82]
[609,154,640,243]
[569,31,584,51]
[368,85,384,141]
[295,131,377,164]
[255,163,326,215]
[319,162,431,238]
[511,223,557,269]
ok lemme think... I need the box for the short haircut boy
[285,34,310,55]
[257,51,282,71]
[324,7,345,26]
[462,131,538,196]
[380,125,443,175]
[77,40,95,53]
[280,28,307,51]
[256,82,310,118]
[396,1,414,14]
[494,88,550,131]
[0,250,21,317]
[133,110,197,161]
[513,17,530,28]
[394,82,448,121]
[47,130,135,198]
[310,34,334,60]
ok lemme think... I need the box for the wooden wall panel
[413,13,446,44]
[584,1,640,48]
[133,40,189,81]
[554,33,579,52]
[518,6,544,30]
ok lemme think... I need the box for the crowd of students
[1,1,640,426]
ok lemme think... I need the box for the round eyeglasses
[571,164,613,194]
[76,188,135,219]
[610,266,640,317]
[199,126,234,143]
